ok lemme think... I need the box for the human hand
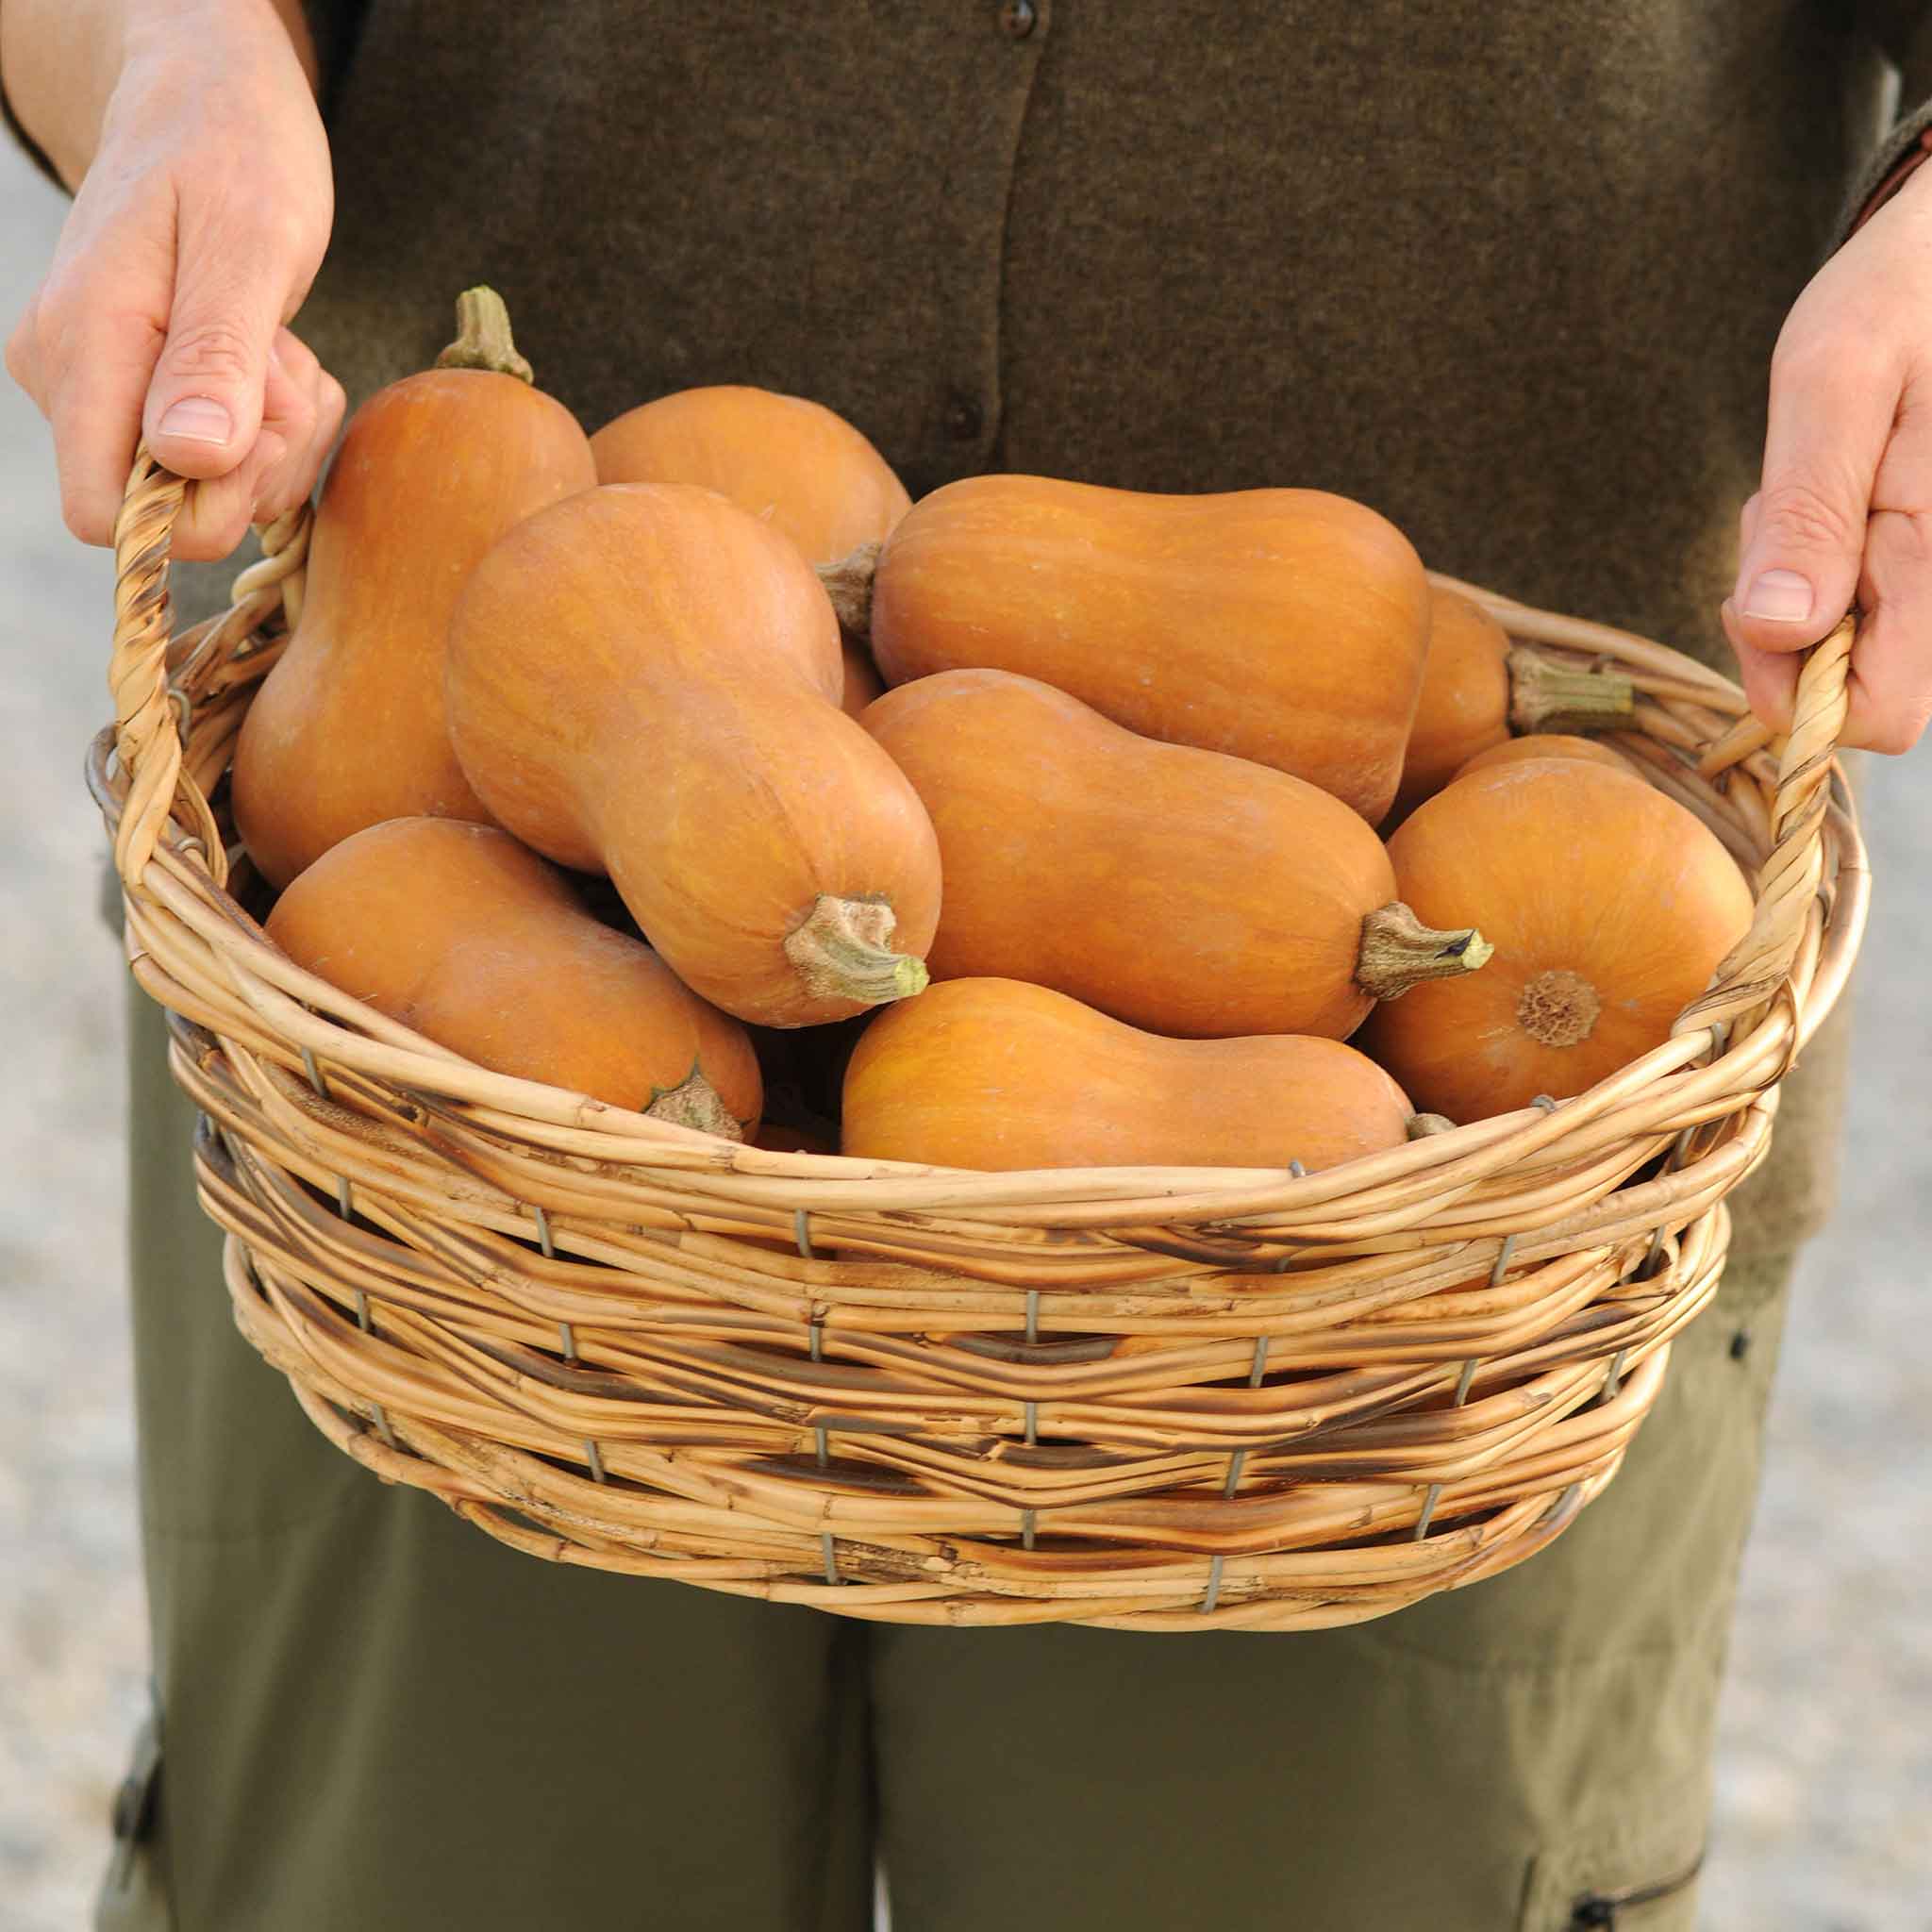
[1723,163,1932,755]
[4,0,341,560]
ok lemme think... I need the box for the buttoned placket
[916,0,1054,490]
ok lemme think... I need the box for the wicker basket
[90,449,1868,1632]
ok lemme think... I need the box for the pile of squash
[238,291,1755,1176]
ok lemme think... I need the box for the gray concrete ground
[4,139,1929,1932]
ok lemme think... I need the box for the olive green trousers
[99,986,1798,1932]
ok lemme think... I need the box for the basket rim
[95,455,1869,1220]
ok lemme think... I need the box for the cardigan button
[999,0,1038,39]
[945,392,985,441]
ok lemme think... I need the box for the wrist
[120,1,318,95]
[2,0,130,188]
[3,0,315,189]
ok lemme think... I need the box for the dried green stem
[435,286,535,383]
[643,1068,744,1141]
[1356,901,1493,1002]
[783,894,928,1007]
[1507,646,1635,735]
[816,541,882,638]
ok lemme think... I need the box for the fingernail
[1741,569,1814,623]
[157,396,233,444]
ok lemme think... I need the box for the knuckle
[247,431,292,496]
[172,473,256,560]
[158,317,258,391]
[253,480,308,529]
[279,382,319,442]
[1881,507,1932,568]
[264,203,327,281]
[3,325,35,395]
[32,262,85,330]
[1772,323,1887,399]
[170,507,252,563]
[1754,478,1859,557]
[59,485,111,547]
[1847,659,1932,754]
[1860,713,1925,756]
[270,326,319,384]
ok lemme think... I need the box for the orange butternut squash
[264,819,760,1136]
[1360,759,1755,1122]
[863,669,1491,1039]
[444,482,941,1027]
[842,977,1415,1173]
[839,637,884,721]
[858,476,1431,822]
[1455,733,1635,781]
[1391,588,1514,819]
[590,384,910,567]
[233,291,596,887]
[1390,588,1637,823]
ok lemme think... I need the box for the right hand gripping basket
[92,455,1869,1631]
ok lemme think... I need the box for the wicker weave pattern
[89,453,1868,1630]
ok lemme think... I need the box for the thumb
[1729,475,1864,655]
[141,269,281,480]
[1729,345,1885,659]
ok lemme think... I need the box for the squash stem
[784,893,928,1007]
[643,1068,744,1141]
[435,286,535,384]
[1507,647,1635,734]
[1356,901,1493,1001]
[816,541,882,638]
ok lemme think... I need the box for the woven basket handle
[108,445,309,894]
[1671,613,1854,1041]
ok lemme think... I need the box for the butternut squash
[444,482,942,1027]
[1391,588,1513,819]
[840,637,884,720]
[1390,589,1637,823]
[232,291,596,887]
[862,669,1491,1039]
[588,384,901,719]
[1455,733,1635,781]
[1360,759,1755,1121]
[858,476,1431,822]
[842,977,1415,1173]
[590,384,910,566]
[264,819,760,1136]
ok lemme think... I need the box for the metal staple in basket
[87,449,1869,1632]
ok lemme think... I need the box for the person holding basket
[5,2,1926,1926]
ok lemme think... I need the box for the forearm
[0,0,316,190]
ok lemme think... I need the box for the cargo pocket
[93,1698,173,1932]
[1522,1834,1706,1929]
